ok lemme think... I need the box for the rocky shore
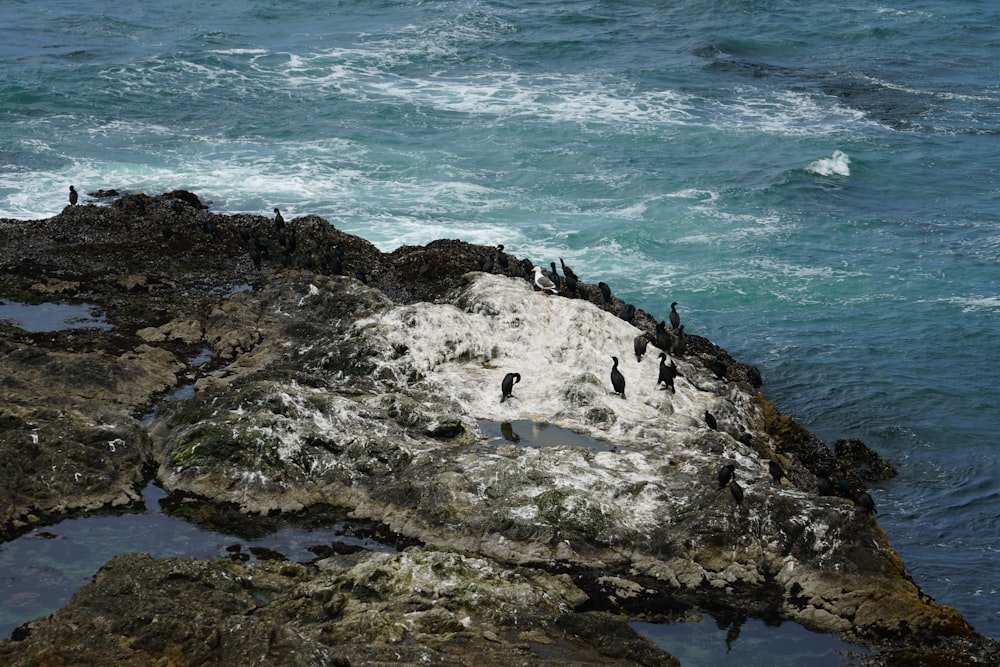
[1,191,996,665]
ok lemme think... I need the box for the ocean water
[1,0,997,645]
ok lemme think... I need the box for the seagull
[531,266,558,295]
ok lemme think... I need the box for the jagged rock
[0,194,997,666]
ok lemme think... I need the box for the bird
[549,262,563,291]
[496,244,509,270]
[481,253,495,273]
[610,356,626,398]
[559,258,578,292]
[656,353,678,393]
[729,479,744,504]
[858,491,877,514]
[633,334,649,362]
[669,302,680,330]
[531,266,559,295]
[598,281,612,301]
[500,372,521,403]
[69,185,78,205]
[619,303,636,323]
[704,409,718,430]
[768,460,785,484]
[273,207,284,231]
[671,324,686,357]
[654,320,671,351]
[707,357,727,380]
[718,463,735,488]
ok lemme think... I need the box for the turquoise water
[1,0,998,642]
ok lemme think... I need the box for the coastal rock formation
[0,194,996,665]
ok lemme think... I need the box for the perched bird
[669,301,680,330]
[768,460,785,484]
[500,372,521,403]
[598,281,612,301]
[496,244,509,270]
[633,334,650,362]
[610,356,626,399]
[718,463,736,488]
[704,409,718,430]
[69,185,78,205]
[481,253,495,273]
[619,303,636,323]
[671,324,686,357]
[729,479,744,504]
[656,353,678,393]
[531,265,559,295]
[707,357,728,380]
[858,491,877,514]
[549,262,563,291]
[273,207,285,231]
[654,320,671,351]
[559,258,578,293]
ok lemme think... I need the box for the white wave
[943,295,1000,313]
[807,150,851,177]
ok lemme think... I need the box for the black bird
[656,353,678,393]
[671,324,686,357]
[69,185,78,205]
[729,479,744,504]
[707,357,727,380]
[500,372,521,403]
[704,409,718,430]
[273,207,284,231]
[654,320,671,351]
[718,463,735,488]
[559,257,579,283]
[619,303,636,323]
[610,356,626,399]
[598,281,612,301]
[496,244,509,269]
[481,253,494,273]
[858,491,877,514]
[549,262,563,291]
[633,334,649,362]
[768,460,785,484]
[669,301,680,330]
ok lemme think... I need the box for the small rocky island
[0,191,996,665]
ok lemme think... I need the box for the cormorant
[858,491,877,514]
[704,409,718,430]
[496,244,509,270]
[559,257,579,283]
[610,356,626,399]
[619,303,636,323]
[500,372,521,403]
[707,357,727,380]
[718,463,735,488]
[654,320,671,350]
[633,334,649,362]
[669,301,680,330]
[598,281,612,301]
[273,207,284,231]
[729,479,744,504]
[549,262,563,291]
[768,460,785,484]
[656,353,678,393]
[531,266,559,295]
[481,253,495,273]
[69,185,78,205]
[671,324,686,357]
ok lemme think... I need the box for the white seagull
[531,265,559,295]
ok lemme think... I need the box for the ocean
[1,0,997,647]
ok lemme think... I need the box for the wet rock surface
[0,194,996,666]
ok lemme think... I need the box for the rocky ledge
[0,192,996,666]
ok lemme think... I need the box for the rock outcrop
[0,193,996,665]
